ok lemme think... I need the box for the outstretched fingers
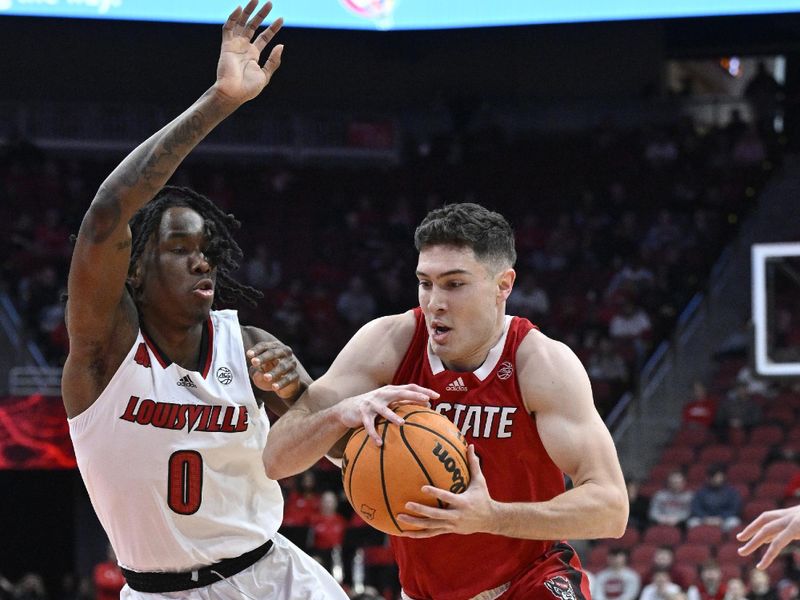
[255,17,284,52]
[244,1,274,39]
[261,43,284,81]
[222,6,243,41]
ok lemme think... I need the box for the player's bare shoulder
[516,328,592,414]
[326,310,417,384]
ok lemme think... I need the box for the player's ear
[127,262,143,290]
[497,267,515,301]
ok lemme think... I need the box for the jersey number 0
[168,450,203,515]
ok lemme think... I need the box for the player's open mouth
[193,279,214,298]
[431,323,451,342]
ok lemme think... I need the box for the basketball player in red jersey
[265,203,629,600]
[63,2,351,597]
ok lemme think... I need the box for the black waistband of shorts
[120,539,273,593]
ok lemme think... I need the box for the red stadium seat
[613,527,641,550]
[648,464,680,486]
[765,461,800,483]
[719,563,742,581]
[726,462,763,487]
[764,406,796,427]
[629,543,658,567]
[661,446,695,468]
[685,524,723,545]
[753,481,788,501]
[736,445,770,463]
[586,544,609,571]
[732,483,751,504]
[698,444,735,465]
[749,425,785,446]
[743,499,778,522]
[716,542,755,567]
[687,463,710,486]
[643,524,682,546]
[674,543,711,564]
[672,428,713,449]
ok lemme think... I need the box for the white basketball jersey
[69,310,283,572]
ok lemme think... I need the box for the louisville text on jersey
[119,396,249,433]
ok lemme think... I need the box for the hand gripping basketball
[341,406,471,535]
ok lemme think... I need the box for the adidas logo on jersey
[445,377,468,392]
[177,374,197,388]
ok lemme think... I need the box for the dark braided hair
[129,186,262,307]
[414,203,516,271]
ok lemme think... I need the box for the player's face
[416,244,514,372]
[135,207,216,324]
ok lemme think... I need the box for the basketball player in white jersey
[63,2,350,598]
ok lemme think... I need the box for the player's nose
[191,251,211,273]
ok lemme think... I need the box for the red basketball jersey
[391,308,568,600]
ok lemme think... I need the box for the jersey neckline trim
[141,317,214,378]
[427,315,513,381]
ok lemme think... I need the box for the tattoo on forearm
[139,110,207,191]
[81,189,122,244]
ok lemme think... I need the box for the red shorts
[502,542,591,600]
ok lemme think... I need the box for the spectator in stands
[777,581,799,600]
[588,338,630,387]
[682,381,719,429]
[604,256,655,301]
[714,384,763,440]
[641,569,683,600]
[609,300,652,361]
[283,470,321,527]
[243,242,282,290]
[14,574,47,600]
[506,275,550,321]
[688,465,742,532]
[723,578,748,600]
[735,366,773,397]
[649,546,691,589]
[649,470,694,528]
[688,561,726,600]
[336,275,377,329]
[748,568,776,600]
[627,478,651,531]
[310,491,347,574]
[593,548,642,600]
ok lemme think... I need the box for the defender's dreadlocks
[128,186,262,307]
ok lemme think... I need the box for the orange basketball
[341,405,471,535]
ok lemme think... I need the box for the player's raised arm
[66,1,283,357]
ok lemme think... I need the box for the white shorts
[121,533,349,600]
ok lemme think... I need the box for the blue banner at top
[2,0,800,30]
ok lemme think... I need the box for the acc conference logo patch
[545,576,577,600]
[216,367,233,385]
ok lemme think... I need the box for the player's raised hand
[215,1,284,105]
[336,385,438,446]
[737,506,800,569]
[397,445,494,537]
[247,340,300,399]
